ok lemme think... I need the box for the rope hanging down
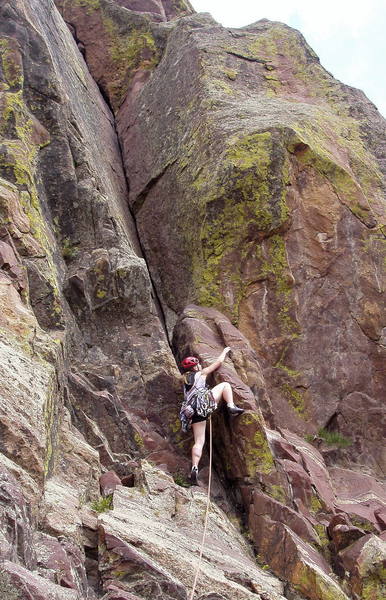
[189,415,213,600]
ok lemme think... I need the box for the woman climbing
[180,347,244,485]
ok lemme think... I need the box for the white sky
[190,0,386,118]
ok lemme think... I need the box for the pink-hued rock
[278,459,314,513]
[0,240,26,291]
[327,514,365,552]
[115,0,194,19]
[100,471,122,496]
[34,533,77,589]
[97,462,287,599]
[329,467,386,531]
[250,520,349,600]
[339,534,386,599]
[280,430,336,511]
[249,491,318,544]
[0,560,79,600]
[101,585,143,600]
[0,463,35,569]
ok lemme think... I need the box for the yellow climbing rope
[189,415,213,600]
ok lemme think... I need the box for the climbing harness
[189,415,213,600]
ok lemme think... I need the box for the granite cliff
[0,1,385,599]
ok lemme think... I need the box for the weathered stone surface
[98,461,287,600]
[249,491,318,544]
[0,462,36,569]
[327,514,365,553]
[0,2,385,600]
[100,471,122,497]
[329,467,386,532]
[0,274,59,485]
[54,0,170,110]
[339,534,386,599]
[0,560,79,600]
[34,531,92,595]
[115,10,385,475]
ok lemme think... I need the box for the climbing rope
[189,415,213,600]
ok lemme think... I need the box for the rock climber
[180,347,244,485]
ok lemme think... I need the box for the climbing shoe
[190,466,199,485]
[227,405,244,416]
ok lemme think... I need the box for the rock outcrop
[0,1,385,599]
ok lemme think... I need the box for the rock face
[0,1,385,600]
[114,12,386,474]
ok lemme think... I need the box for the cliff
[0,1,384,599]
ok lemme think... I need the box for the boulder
[339,534,386,599]
[327,514,365,553]
[100,471,122,496]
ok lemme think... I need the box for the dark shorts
[191,413,207,424]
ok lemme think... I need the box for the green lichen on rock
[101,14,160,109]
[43,377,57,478]
[293,560,348,600]
[361,566,386,600]
[310,493,324,514]
[267,483,286,503]
[259,234,299,337]
[192,131,291,325]
[73,0,101,13]
[0,37,24,88]
[314,523,329,548]
[286,108,383,228]
[0,67,64,328]
[282,383,306,417]
[241,412,274,476]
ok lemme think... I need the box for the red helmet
[181,356,199,370]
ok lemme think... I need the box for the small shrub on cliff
[318,428,351,448]
[91,494,113,513]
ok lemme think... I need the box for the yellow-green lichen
[43,379,57,478]
[282,383,307,417]
[211,78,235,95]
[259,234,299,337]
[134,432,144,449]
[0,38,23,88]
[310,494,323,514]
[314,523,329,548]
[192,132,291,325]
[102,17,160,109]
[73,0,100,14]
[61,237,79,260]
[268,484,286,503]
[361,566,386,600]
[223,68,238,80]
[241,412,275,476]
